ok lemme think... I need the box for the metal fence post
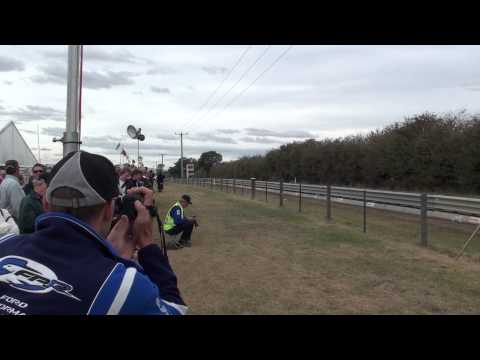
[326,185,332,222]
[420,193,428,246]
[233,178,236,194]
[298,182,302,212]
[265,181,268,202]
[279,179,284,207]
[251,178,256,200]
[363,190,367,233]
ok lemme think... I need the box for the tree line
[205,111,480,194]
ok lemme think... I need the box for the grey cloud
[82,135,122,148]
[244,128,315,138]
[79,134,268,159]
[146,67,177,75]
[150,86,170,94]
[84,48,137,63]
[217,129,240,134]
[19,128,37,134]
[0,105,64,122]
[202,66,228,75]
[32,64,137,89]
[0,56,25,72]
[44,48,138,64]
[239,136,282,144]
[154,134,177,141]
[32,147,52,152]
[4,81,13,85]
[190,132,237,144]
[133,91,143,95]
[83,71,136,89]
[42,127,64,137]
[31,64,66,85]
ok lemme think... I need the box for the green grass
[154,182,480,314]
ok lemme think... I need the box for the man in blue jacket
[164,195,198,248]
[0,151,187,315]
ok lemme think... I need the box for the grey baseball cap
[46,151,119,208]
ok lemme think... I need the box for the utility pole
[160,153,166,166]
[37,124,41,163]
[175,132,188,178]
[53,45,83,156]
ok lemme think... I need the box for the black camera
[115,193,144,222]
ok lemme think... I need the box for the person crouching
[163,195,198,248]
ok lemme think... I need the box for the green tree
[198,151,223,176]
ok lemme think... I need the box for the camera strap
[154,212,168,257]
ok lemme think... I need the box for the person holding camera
[0,151,186,315]
[164,195,198,248]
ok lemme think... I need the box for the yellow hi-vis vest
[164,202,183,231]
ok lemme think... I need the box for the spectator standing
[157,173,165,192]
[23,163,46,195]
[118,167,131,197]
[0,160,25,222]
[0,166,6,186]
[18,173,48,234]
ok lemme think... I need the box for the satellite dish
[137,134,145,141]
[127,125,138,139]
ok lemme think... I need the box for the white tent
[0,121,37,167]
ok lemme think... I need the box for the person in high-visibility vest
[164,194,198,248]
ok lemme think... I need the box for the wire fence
[170,177,480,251]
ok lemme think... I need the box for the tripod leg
[457,223,480,259]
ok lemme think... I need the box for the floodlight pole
[137,138,140,166]
[63,45,83,156]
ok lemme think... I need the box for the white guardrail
[175,177,480,220]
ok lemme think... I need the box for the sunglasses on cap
[33,169,44,174]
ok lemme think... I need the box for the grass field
[153,183,480,314]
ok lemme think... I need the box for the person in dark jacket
[18,173,48,234]
[23,163,45,196]
[0,151,186,315]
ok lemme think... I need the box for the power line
[179,46,252,131]
[194,45,293,132]
[184,45,271,133]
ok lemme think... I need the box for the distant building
[0,121,37,167]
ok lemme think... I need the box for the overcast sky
[1,45,480,169]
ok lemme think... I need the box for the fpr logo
[0,256,81,301]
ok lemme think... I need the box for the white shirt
[0,175,25,220]
[119,179,126,196]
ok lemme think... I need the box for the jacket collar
[34,212,144,271]
[5,174,20,183]
[35,212,117,253]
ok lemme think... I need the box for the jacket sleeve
[18,200,36,234]
[9,183,25,220]
[171,206,186,225]
[87,262,187,315]
[137,244,186,306]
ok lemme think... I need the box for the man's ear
[103,200,115,221]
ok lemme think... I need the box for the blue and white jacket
[0,212,187,315]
